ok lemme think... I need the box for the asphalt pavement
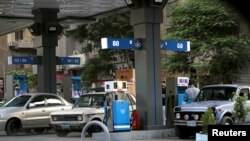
[0,131,195,141]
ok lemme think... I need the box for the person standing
[185,82,200,102]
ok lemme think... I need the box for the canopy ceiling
[0,0,129,35]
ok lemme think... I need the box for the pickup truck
[173,84,250,139]
[49,92,136,137]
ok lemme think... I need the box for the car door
[42,95,69,120]
[23,95,48,128]
[24,95,68,128]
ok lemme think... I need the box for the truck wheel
[220,116,233,125]
[6,119,21,136]
[175,126,191,139]
[55,130,69,137]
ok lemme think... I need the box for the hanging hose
[103,93,111,125]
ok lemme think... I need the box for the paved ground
[0,131,195,141]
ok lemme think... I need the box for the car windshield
[195,87,237,101]
[2,95,32,107]
[74,94,104,108]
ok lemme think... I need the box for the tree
[163,0,250,85]
[200,107,216,134]
[67,13,134,89]
[232,93,250,124]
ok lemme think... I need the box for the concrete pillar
[131,6,163,129]
[32,8,59,93]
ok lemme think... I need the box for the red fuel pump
[131,110,140,130]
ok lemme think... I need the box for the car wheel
[6,119,21,136]
[220,116,233,125]
[33,128,46,134]
[55,130,69,137]
[87,122,103,137]
[175,126,192,139]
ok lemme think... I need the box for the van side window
[240,88,250,100]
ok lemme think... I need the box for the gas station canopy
[0,0,129,35]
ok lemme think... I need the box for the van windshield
[195,87,237,101]
[74,94,104,107]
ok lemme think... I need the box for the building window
[15,30,23,40]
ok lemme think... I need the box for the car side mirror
[239,92,244,97]
[29,103,36,108]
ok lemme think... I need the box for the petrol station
[0,0,190,140]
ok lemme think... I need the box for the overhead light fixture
[48,26,57,32]
[28,22,41,36]
[124,0,138,8]
[46,23,63,34]
[148,0,168,7]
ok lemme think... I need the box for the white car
[49,92,136,137]
[0,93,72,135]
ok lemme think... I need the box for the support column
[131,7,163,129]
[32,8,59,93]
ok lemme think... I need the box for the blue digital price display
[161,40,190,52]
[101,38,142,49]
[58,57,80,65]
[8,56,37,64]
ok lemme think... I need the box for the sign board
[177,77,189,86]
[104,81,127,92]
[8,56,38,65]
[57,57,80,65]
[66,54,86,69]
[161,40,190,52]
[115,69,135,82]
[101,38,142,50]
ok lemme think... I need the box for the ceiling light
[124,0,138,8]
[148,0,168,7]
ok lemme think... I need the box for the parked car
[49,92,136,137]
[0,93,72,135]
[173,84,250,139]
[0,98,4,106]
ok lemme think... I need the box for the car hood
[0,107,22,113]
[50,107,104,115]
[177,101,233,112]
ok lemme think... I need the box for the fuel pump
[103,81,131,132]
[14,75,28,96]
[176,77,190,105]
[165,76,189,128]
[71,76,82,103]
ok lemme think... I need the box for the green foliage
[7,70,37,90]
[201,107,216,134]
[67,13,134,90]
[232,94,250,124]
[82,57,114,89]
[163,0,250,84]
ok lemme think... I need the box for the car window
[240,88,250,100]
[2,95,31,107]
[44,95,63,106]
[196,87,237,101]
[30,95,46,107]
